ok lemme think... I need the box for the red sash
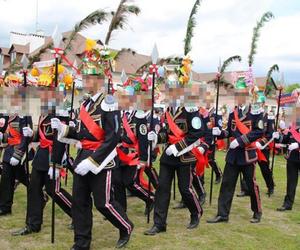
[117,115,140,166]
[39,125,53,152]
[166,112,208,176]
[79,106,105,150]
[7,125,21,145]
[290,124,300,143]
[233,109,267,162]
[216,139,225,150]
[139,167,153,192]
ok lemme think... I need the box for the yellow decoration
[31,68,40,77]
[63,74,73,89]
[178,56,192,85]
[53,64,65,75]
[86,38,97,51]
[38,74,52,86]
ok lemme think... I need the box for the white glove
[75,141,82,149]
[288,142,299,151]
[272,132,280,140]
[75,158,97,176]
[51,118,63,133]
[48,166,60,180]
[212,127,222,136]
[0,132,3,141]
[165,144,178,156]
[229,139,239,149]
[69,121,76,127]
[147,131,157,142]
[148,131,158,148]
[22,127,33,137]
[255,141,263,150]
[197,146,205,154]
[10,157,20,166]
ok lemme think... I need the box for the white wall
[10,32,45,53]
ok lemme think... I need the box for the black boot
[215,175,222,184]
[144,225,166,236]
[187,215,200,229]
[206,215,229,223]
[250,212,262,223]
[236,191,248,197]
[0,209,11,216]
[116,222,134,248]
[277,205,292,212]
[12,226,39,236]
[266,188,274,196]
[144,200,154,216]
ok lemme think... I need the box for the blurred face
[83,75,105,95]
[234,93,247,106]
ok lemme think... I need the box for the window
[11,51,16,63]
[0,54,3,65]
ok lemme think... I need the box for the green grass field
[0,151,300,250]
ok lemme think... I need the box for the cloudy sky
[0,0,299,83]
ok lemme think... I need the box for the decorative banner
[279,93,298,106]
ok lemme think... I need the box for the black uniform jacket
[61,94,121,170]
[158,107,208,166]
[31,114,67,171]
[218,106,265,166]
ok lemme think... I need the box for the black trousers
[0,162,29,212]
[142,166,159,190]
[283,160,300,208]
[192,170,205,198]
[208,150,222,178]
[72,169,133,249]
[153,162,202,228]
[257,160,274,191]
[113,165,154,212]
[217,162,262,217]
[177,169,205,204]
[26,167,72,231]
[240,151,274,193]
[209,159,223,178]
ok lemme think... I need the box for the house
[0,47,10,70]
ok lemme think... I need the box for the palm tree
[104,0,140,45]
[248,12,274,67]
[265,64,279,96]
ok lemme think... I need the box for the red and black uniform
[257,114,275,193]
[25,114,72,232]
[0,114,9,175]
[152,107,206,230]
[143,112,160,189]
[0,115,32,214]
[114,111,155,212]
[241,112,275,195]
[214,106,264,218]
[61,94,132,250]
[276,125,300,209]
[203,109,223,182]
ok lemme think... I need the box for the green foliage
[220,55,241,75]
[28,42,53,68]
[284,83,300,93]
[248,12,274,67]
[265,64,279,96]
[184,0,202,56]
[4,59,21,78]
[105,0,141,45]
[64,9,109,54]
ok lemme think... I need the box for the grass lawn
[0,150,300,250]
